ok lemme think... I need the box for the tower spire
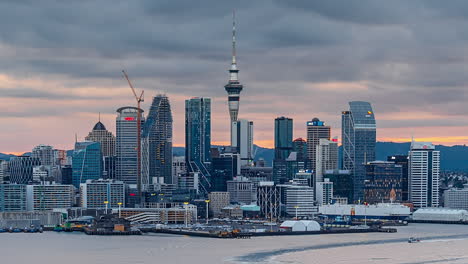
[231,10,236,66]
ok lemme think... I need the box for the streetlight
[294,206,299,220]
[104,201,109,215]
[117,202,122,218]
[205,200,210,225]
[183,202,189,228]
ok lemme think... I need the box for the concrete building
[85,119,116,157]
[444,187,468,210]
[409,142,440,208]
[0,160,8,183]
[32,145,55,166]
[316,138,338,182]
[208,192,230,217]
[285,184,316,217]
[9,156,41,184]
[80,179,125,209]
[231,119,254,166]
[0,184,27,212]
[341,102,376,202]
[316,178,333,205]
[227,176,256,204]
[32,165,49,184]
[26,185,75,211]
[141,95,173,185]
[306,118,331,172]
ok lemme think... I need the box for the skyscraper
[341,101,376,202]
[32,145,55,166]
[72,141,102,188]
[409,142,440,208]
[273,117,293,184]
[142,95,173,185]
[315,138,338,182]
[224,12,243,145]
[85,118,116,157]
[116,106,145,185]
[185,97,211,195]
[387,155,409,202]
[231,119,253,166]
[306,118,331,172]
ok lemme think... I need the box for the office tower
[227,176,256,204]
[60,165,73,185]
[26,185,75,211]
[211,153,239,192]
[141,95,173,185]
[409,142,440,208]
[116,106,145,185]
[293,138,308,165]
[306,118,331,172]
[9,156,41,184]
[274,117,293,160]
[273,117,293,184]
[364,161,403,204]
[444,187,468,210]
[341,101,376,202]
[103,156,116,180]
[315,138,338,182]
[388,155,409,201]
[231,119,254,166]
[72,141,102,188]
[31,145,55,166]
[185,97,211,195]
[224,12,243,144]
[324,170,353,204]
[316,179,333,205]
[285,184,316,217]
[80,179,125,209]
[0,184,27,212]
[208,192,231,217]
[85,118,116,157]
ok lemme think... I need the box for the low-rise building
[227,176,256,205]
[285,184,316,217]
[208,192,230,217]
[444,187,468,210]
[26,185,75,211]
[0,184,27,212]
[80,179,125,209]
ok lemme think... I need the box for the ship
[319,203,411,221]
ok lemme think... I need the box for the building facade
[341,101,376,202]
[231,119,254,166]
[31,145,55,166]
[116,106,145,185]
[306,118,331,172]
[72,141,102,188]
[316,178,333,205]
[315,138,338,183]
[208,192,230,217]
[444,187,468,210]
[409,142,440,208]
[80,179,125,209]
[364,161,403,204]
[0,184,27,212]
[388,155,409,202]
[285,184,316,217]
[26,185,75,211]
[185,97,211,195]
[273,117,293,184]
[227,176,256,205]
[85,120,116,157]
[9,156,41,184]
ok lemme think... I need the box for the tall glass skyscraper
[273,117,293,183]
[185,97,211,194]
[116,106,145,185]
[142,95,173,185]
[72,141,102,188]
[341,101,376,202]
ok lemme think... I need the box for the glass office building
[72,141,102,188]
[364,161,403,204]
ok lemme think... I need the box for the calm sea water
[1,224,468,264]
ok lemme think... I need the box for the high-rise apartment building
[72,141,102,188]
[185,97,211,195]
[142,95,173,185]
[409,142,440,208]
[315,138,338,182]
[32,145,55,166]
[116,106,145,185]
[231,119,253,166]
[9,156,41,184]
[341,101,376,202]
[306,118,331,172]
[85,119,116,157]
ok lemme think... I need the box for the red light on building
[129,193,136,196]
[332,138,338,142]
[124,117,135,121]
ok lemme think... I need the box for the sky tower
[224,11,243,145]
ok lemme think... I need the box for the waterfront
[1,224,468,264]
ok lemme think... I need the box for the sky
[2,0,468,154]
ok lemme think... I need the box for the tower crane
[122,70,144,206]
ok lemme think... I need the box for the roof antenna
[98,112,101,122]
[75,133,78,143]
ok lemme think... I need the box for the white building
[32,166,49,183]
[409,142,440,208]
[316,178,333,205]
[80,179,125,209]
[26,185,75,211]
[315,138,338,182]
[444,187,468,210]
[31,145,55,166]
[231,119,254,166]
[285,184,316,217]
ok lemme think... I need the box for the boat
[408,237,420,243]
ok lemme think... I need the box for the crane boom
[122,70,144,102]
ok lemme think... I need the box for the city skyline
[3,1,468,153]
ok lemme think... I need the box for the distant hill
[2,142,468,171]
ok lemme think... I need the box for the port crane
[122,70,144,205]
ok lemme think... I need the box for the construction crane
[122,70,144,206]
